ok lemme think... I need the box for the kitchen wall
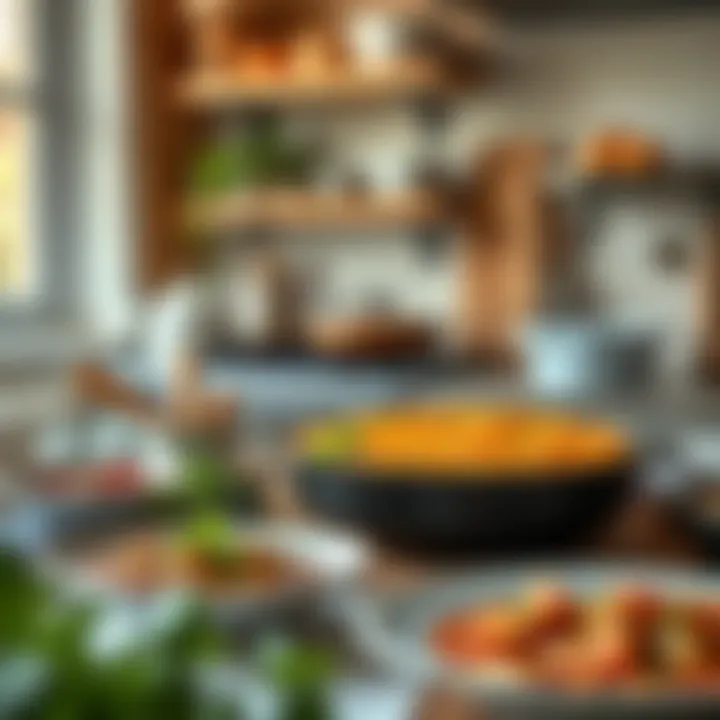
[274,15,720,378]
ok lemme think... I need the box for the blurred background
[3,0,720,717]
[3,0,720,428]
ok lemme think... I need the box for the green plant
[0,551,238,720]
[261,642,336,720]
[179,445,235,508]
[190,125,317,197]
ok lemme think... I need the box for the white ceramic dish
[342,563,720,719]
[41,520,370,620]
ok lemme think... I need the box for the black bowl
[296,463,633,555]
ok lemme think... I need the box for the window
[0,0,132,363]
[0,0,130,347]
[0,0,37,299]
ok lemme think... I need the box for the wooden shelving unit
[176,60,452,110]
[185,189,449,233]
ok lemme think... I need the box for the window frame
[0,0,78,324]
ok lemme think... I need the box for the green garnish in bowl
[179,512,243,571]
[301,420,358,465]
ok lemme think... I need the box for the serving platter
[342,563,720,719]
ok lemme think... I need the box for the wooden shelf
[185,189,450,233]
[176,60,452,110]
[571,169,720,206]
[490,0,720,25]
[181,0,502,54]
[181,0,234,15]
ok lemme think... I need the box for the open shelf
[176,60,453,110]
[571,168,720,206]
[489,0,720,25]
[185,189,450,233]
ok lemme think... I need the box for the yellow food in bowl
[299,406,630,476]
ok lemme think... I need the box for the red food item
[586,625,638,687]
[94,459,143,497]
[688,603,720,655]
[536,635,636,691]
[432,586,720,692]
[676,662,720,691]
[434,606,525,664]
[605,587,663,648]
[535,638,595,689]
[524,583,578,638]
[613,587,662,625]
[689,674,720,691]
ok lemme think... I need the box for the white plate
[343,563,720,719]
[41,520,370,619]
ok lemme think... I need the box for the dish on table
[71,521,300,600]
[42,516,368,611]
[298,404,631,476]
[344,565,720,717]
[295,405,633,553]
[433,582,720,692]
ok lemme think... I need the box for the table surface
[11,460,708,720]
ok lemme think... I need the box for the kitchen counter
[201,339,720,436]
[207,361,720,441]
